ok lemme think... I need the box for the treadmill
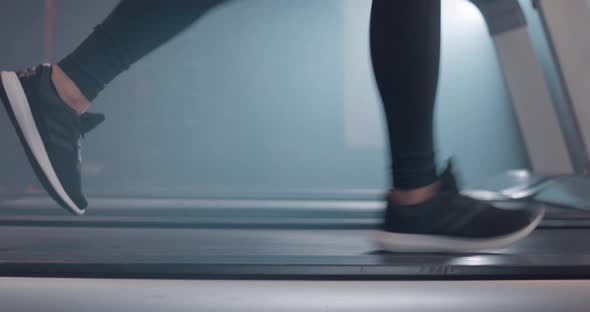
[466,0,590,209]
[2,1,590,311]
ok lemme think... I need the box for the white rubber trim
[372,207,545,253]
[1,71,83,215]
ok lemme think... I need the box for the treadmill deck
[1,197,589,280]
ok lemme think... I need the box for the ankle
[51,65,90,115]
[390,181,441,205]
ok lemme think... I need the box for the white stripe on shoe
[1,71,84,215]
[373,207,544,253]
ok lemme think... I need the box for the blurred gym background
[0,0,564,199]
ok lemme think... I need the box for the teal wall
[0,0,559,197]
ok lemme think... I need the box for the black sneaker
[374,160,545,253]
[0,64,104,215]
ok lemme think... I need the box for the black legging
[59,0,441,190]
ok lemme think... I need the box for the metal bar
[533,0,590,174]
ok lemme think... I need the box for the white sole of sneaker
[0,71,84,215]
[372,206,545,253]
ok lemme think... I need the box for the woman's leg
[370,0,441,196]
[369,0,544,252]
[0,0,227,214]
[56,0,228,113]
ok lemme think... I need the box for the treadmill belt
[1,197,590,280]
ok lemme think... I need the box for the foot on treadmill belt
[374,160,545,253]
[0,64,104,215]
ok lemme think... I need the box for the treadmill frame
[464,0,590,211]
